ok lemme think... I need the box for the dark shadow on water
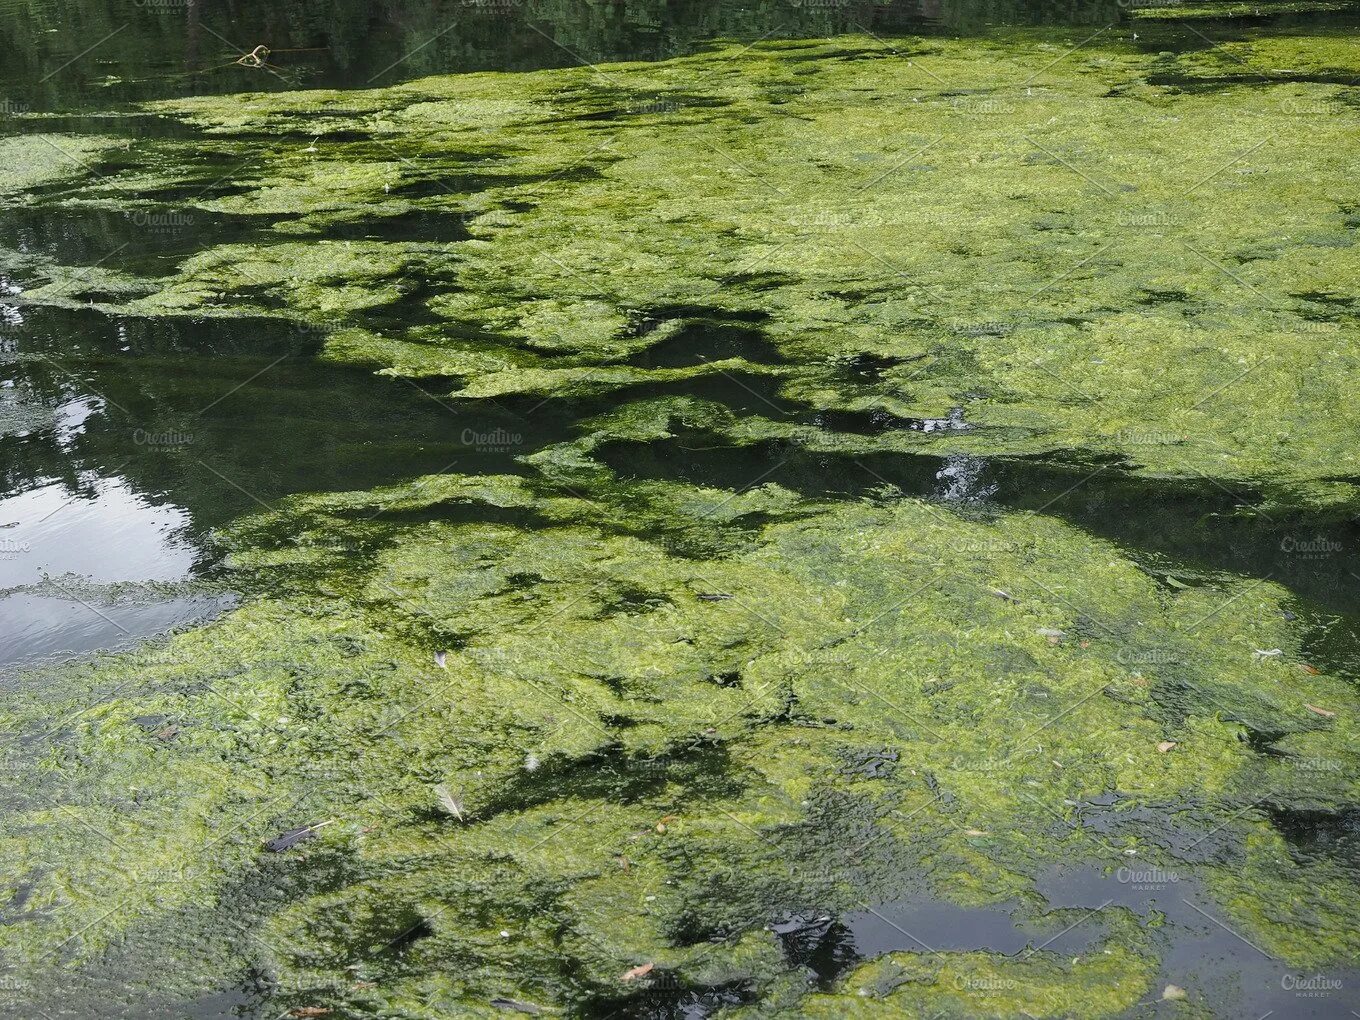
[595,431,1360,664]
[625,320,787,371]
[2,202,288,276]
[328,209,471,244]
[0,305,552,672]
[0,306,542,530]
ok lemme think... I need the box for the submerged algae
[0,134,122,198]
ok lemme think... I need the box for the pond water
[0,302,528,671]
[2,0,1359,1017]
[0,0,1131,112]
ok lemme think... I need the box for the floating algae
[2,473,1357,1015]
[0,135,123,199]
[10,31,1360,509]
[1,20,1358,1020]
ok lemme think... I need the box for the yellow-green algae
[0,134,122,198]
[3,22,1360,1019]
[10,29,1357,506]
[3,470,1358,1015]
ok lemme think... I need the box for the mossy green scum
[1,21,1358,1019]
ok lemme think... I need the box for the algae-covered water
[2,1,1359,1017]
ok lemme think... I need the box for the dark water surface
[0,0,1133,114]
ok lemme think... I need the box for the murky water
[0,0,1131,113]
[3,0,1359,1017]
[765,864,1360,1018]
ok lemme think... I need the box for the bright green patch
[0,134,120,197]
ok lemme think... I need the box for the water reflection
[785,868,1360,1017]
[0,0,1127,114]
[0,586,227,668]
[0,302,560,673]
[0,469,217,670]
[0,474,195,585]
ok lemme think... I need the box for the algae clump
[0,134,121,198]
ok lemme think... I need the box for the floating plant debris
[264,821,331,853]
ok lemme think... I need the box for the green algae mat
[2,17,1360,1020]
